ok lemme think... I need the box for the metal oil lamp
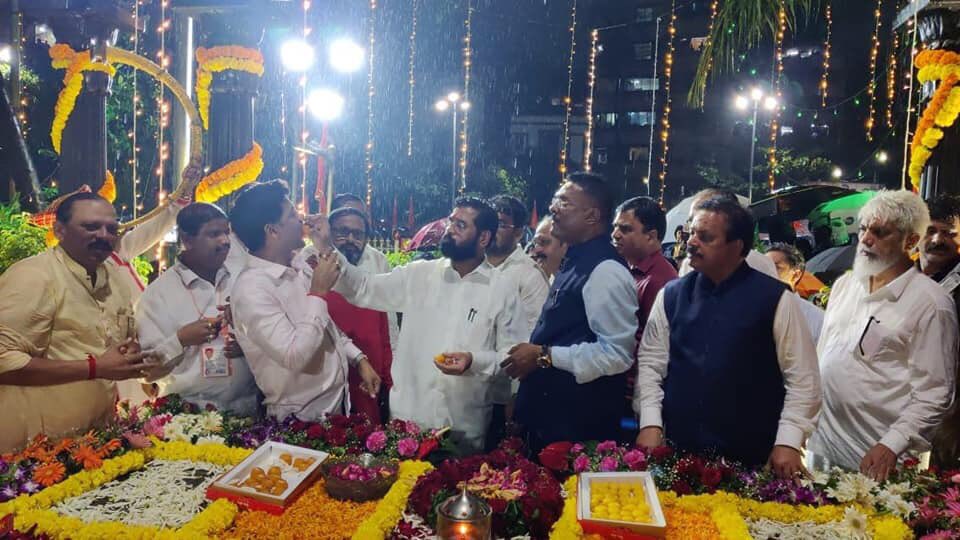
[436,487,492,540]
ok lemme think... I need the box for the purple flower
[573,454,591,473]
[12,467,25,483]
[600,456,620,472]
[0,485,17,501]
[571,443,585,454]
[365,431,388,453]
[397,437,418,458]
[20,480,39,494]
[623,449,647,471]
[0,459,8,475]
[596,440,618,455]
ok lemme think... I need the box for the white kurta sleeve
[633,290,670,429]
[333,255,416,314]
[771,291,822,451]
[117,203,181,261]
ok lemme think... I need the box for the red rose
[327,415,351,428]
[488,497,508,513]
[306,424,325,439]
[538,443,573,472]
[291,420,308,432]
[671,479,693,495]
[700,467,722,490]
[416,438,439,459]
[324,427,348,447]
[651,446,674,460]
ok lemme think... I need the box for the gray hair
[858,190,930,238]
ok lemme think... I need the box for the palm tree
[688,0,822,106]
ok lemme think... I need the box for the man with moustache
[528,216,567,283]
[229,181,381,421]
[136,203,259,416]
[0,192,154,452]
[294,207,394,423]
[506,173,638,453]
[919,195,960,467]
[810,190,958,480]
[315,197,523,453]
[634,197,820,477]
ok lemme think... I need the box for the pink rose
[571,443,585,454]
[405,421,421,436]
[573,454,591,473]
[365,431,388,453]
[952,473,960,484]
[143,414,172,438]
[596,440,617,455]
[397,437,418,458]
[600,455,620,472]
[623,449,646,471]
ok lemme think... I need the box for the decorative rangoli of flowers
[909,49,960,190]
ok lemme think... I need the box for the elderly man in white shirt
[810,190,959,481]
[136,203,259,416]
[313,197,523,453]
[228,181,381,421]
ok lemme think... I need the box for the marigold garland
[194,142,264,203]
[48,45,117,154]
[98,170,116,203]
[353,460,434,540]
[194,46,264,130]
[909,49,960,189]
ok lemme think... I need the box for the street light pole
[451,107,458,207]
[734,88,776,204]
[748,102,758,204]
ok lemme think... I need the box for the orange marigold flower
[96,439,122,459]
[71,444,103,470]
[33,461,67,487]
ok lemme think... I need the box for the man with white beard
[810,190,958,481]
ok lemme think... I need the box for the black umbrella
[806,245,856,283]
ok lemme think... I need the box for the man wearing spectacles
[295,207,394,423]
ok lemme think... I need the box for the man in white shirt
[228,181,381,421]
[315,197,523,453]
[485,195,550,450]
[811,190,959,480]
[765,243,825,344]
[136,203,259,416]
[677,189,779,279]
[634,196,820,477]
[528,216,567,284]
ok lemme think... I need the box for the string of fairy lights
[767,3,786,191]
[406,0,419,158]
[130,1,140,219]
[865,0,884,141]
[298,0,312,210]
[698,0,719,108]
[819,2,832,108]
[364,0,377,209]
[458,0,473,193]
[154,0,172,272]
[657,0,676,205]
[558,0,577,179]
[901,10,921,189]
[583,28,598,173]
[885,22,900,129]
[15,12,28,138]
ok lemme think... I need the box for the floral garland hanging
[908,50,960,189]
[194,142,264,203]
[194,46,265,130]
[49,44,117,154]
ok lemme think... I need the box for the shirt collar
[442,257,493,281]
[501,245,529,267]
[173,260,231,289]
[54,245,109,294]
[856,265,918,302]
[246,254,295,280]
[631,250,665,275]
[563,234,611,266]
[694,260,753,295]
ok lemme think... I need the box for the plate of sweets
[206,442,328,514]
[577,472,667,538]
[322,453,399,502]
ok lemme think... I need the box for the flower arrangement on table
[402,440,563,539]
[0,440,250,539]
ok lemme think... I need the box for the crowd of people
[1,164,958,483]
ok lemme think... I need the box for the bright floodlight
[329,38,364,73]
[832,167,843,179]
[763,96,778,111]
[447,92,461,103]
[876,150,889,163]
[459,101,471,111]
[435,99,450,112]
[0,46,11,64]
[750,87,764,101]
[734,95,749,110]
[307,88,345,121]
[281,39,315,72]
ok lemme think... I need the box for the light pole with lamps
[436,92,470,207]
[734,88,778,203]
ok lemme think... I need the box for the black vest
[661,263,787,466]
[515,235,628,449]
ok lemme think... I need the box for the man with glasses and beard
[811,190,958,480]
[313,197,523,453]
[918,195,960,468]
[294,207,394,423]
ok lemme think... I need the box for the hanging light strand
[767,3,786,192]
[865,0,884,141]
[155,0,170,273]
[558,0,577,180]
[15,11,27,137]
[458,0,473,193]
[365,0,377,209]
[131,0,140,219]
[819,2,832,108]
[406,0,419,157]
[698,0,720,108]
[583,28,598,172]
[298,0,311,211]
[900,10,921,188]
[657,0,677,205]
[886,24,900,129]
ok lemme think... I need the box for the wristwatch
[351,353,369,368]
[536,346,552,369]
